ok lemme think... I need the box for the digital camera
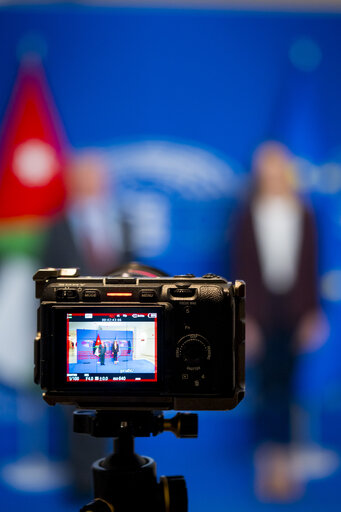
[33,267,245,411]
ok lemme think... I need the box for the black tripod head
[74,409,198,512]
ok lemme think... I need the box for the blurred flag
[0,56,68,387]
[0,55,66,227]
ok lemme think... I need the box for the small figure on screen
[98,341,106,366]
[112,340,120,364]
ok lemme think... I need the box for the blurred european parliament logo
[108,139,242,275]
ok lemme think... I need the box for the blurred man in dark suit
[43,150,131,274]
[42,150,132,497]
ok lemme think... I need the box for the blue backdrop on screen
[0,7,341,398]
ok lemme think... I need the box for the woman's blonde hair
[252,140,298,194]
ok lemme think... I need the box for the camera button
[139,289,157,301]
[83,289,100,301]
[175,282,191,288]
[170,288,195,298]
[56,289,79,301]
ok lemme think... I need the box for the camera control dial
[176,334,211,375]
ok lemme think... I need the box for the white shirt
[252,196,303,294]
[68,198,125,270]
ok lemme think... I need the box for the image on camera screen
[66,311,157,382]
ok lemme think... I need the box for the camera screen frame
[49,305,165,394]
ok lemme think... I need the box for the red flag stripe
[0,56,67,221]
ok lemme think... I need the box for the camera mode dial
[176,334,211,373]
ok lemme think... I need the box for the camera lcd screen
[66,311,158,383]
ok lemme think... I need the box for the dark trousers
[253,291,298,445]
[254,326,295,445]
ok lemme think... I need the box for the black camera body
[33,268,245,411]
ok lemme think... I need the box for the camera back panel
[34,269,245,411]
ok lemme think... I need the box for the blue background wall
[0,5,341,511]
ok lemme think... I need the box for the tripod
[74,410,198,512]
